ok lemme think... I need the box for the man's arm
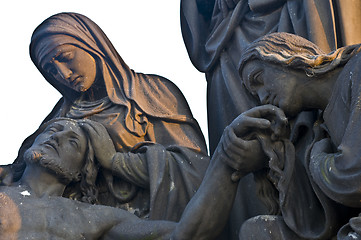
[171,140,245,239]
[172,105,287,239]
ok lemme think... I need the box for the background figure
[181,0,361,153]
[238,32,361,239]
[181,0,361,238]
[5,12,209,222]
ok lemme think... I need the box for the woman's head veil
[30,12,196,137]
[30,12,131,104]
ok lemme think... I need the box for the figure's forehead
[241,60,261,80]
[242,59,261,72]
[40,44,76,66]
[49,120,82,133]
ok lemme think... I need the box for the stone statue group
[2,1,361,239]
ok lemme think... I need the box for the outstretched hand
[80,119,116,170]
[220,105,288,174]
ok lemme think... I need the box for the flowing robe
[12,73,209,222]
[310,51,361,239]
[241,50,361,240]
[181,1,361,238]
[9,13,210,222]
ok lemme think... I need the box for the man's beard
[23,148,81,183]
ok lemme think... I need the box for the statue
[2,12,209,222]
[1,111,287,239]
[237,32,361,239]
[182,0,361,153]
[0,118,180,239]
[180,1,361,238]
[5,5,361,238]
[170,104,288,239]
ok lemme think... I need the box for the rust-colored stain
[0,192,21,240]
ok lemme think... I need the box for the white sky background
[0,1,208,165]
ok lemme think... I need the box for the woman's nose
[257,89,269,104]
[54,62,72,80]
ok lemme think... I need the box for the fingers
[245,105,287,123]
[79,120,102,135]
[231,105,288,137]
[230,115,270,137]
[220,130,265,172]
[240,116,272,129]
[79,120,110,142]
[221,126,255,170]
[79,122,99,141]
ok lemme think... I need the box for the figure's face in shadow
[242,59,304,117]
[27,120,87,174]
[42,44,97,92]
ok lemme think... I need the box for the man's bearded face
[24,120,87,182]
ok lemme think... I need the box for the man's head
[23,118,100,203]
[24,118,87,183]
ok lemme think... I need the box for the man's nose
[50,130,67,144]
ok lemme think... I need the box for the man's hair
[75,135,99,204]
[23,118,100,204]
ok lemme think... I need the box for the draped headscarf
[30,12,197,137]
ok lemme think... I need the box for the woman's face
[42,44,97,92]
[241,59,305,117]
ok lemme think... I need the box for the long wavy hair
[74,122,99,204]
[63,132,100,205]
[239,32,361,80]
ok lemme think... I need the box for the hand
[80,119,116,170]
[220,105,288,173]
[230,104,288,138]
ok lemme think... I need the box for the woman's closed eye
[57,51,74,62]
[247,70,264,94]
[44,63,58,76]
[250,70,264,87]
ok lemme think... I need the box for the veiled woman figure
[8,12,209,222]
[238,32,361,239]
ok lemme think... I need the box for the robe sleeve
[111,152,149,189]
[111,143,209,222]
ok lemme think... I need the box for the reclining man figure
[1,104,286,239]
[0,118,176,239]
